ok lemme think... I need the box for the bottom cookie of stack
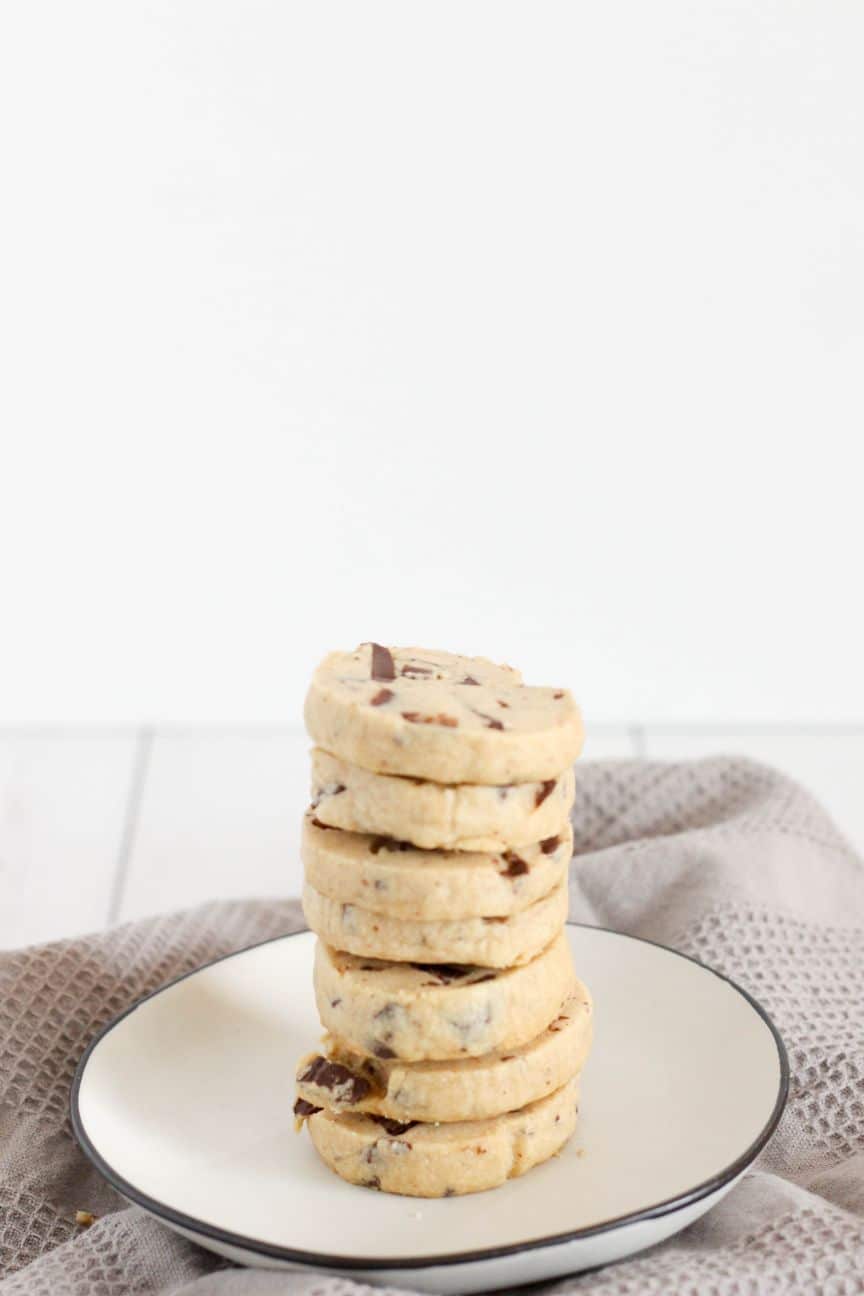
[300,1078,580,1198]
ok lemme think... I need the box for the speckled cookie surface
[310,750,575,852]
[302,813,573,920]
[296,984,592,1123]
[303,879,569,968]
[305,644,583,784]
[300,1077,579,1197]
[313,930,575,1062]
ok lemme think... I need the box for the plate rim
[70,923,789,1272]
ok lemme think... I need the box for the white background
[2,3,864,946]
[1,1,863,728]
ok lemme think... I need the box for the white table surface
[1,727,862,949]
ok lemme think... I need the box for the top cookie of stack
[305,643,583,787]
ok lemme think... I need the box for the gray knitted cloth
[1,758,862,1294]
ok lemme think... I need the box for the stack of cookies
[294,643,591,1198]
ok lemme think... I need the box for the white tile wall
[118,732,310,923]
[0,734,138,947]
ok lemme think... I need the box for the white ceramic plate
[72,926,787,1294]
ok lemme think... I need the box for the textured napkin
[1,758,862,1295]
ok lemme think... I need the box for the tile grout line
[106,728,154,928]
[628,724,647,759]
[634,722,864,737]
[3,722,864,739]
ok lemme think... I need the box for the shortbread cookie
[305,644,583,784]
[302,813,573,920]
[296,984,592,1123]
[311,750,575,852]
[313,930,575,1062]
[298,1077,579,1197]
[303,879,569,967]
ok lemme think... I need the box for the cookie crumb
[75,1211,96,1228]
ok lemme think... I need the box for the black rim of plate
[70,923,789,1272]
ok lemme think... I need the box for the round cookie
[313,930,575,1062]
[299,1077,580,1197]
[303,879,569,968]
[296,984,592,1123]
[311,750,575,852]
[305,644,583,784]
[302,812,573,920]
